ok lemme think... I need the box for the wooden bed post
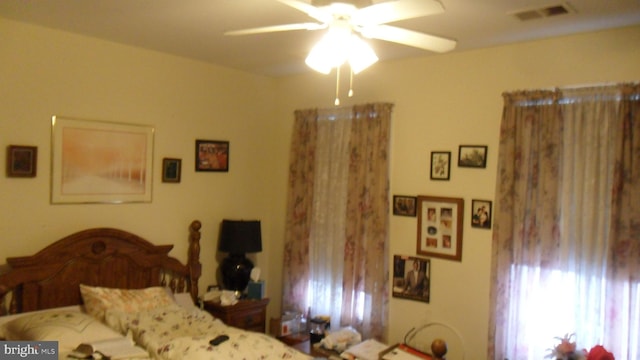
[188,220,202,303]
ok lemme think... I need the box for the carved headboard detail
[0,220,202,315]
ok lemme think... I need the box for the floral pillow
[80,284,175,322]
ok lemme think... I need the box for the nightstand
[203,298,270,333]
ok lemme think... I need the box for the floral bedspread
[106,305,312,360]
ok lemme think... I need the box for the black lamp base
[221,253,254,296]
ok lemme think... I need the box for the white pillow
[80,284,176,321]
[3,310,122,352]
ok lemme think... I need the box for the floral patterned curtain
[282,103,392,341]
[488,84,640,359]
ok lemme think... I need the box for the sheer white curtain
[489,84,640,359]
[282,103,392,340]
[308,106,352,326]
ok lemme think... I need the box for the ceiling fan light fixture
[305,34,346,73]
[348,35,378,74]
[305,27,378,74]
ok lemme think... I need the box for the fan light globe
[306,24,377,74]
[348,35,378,73]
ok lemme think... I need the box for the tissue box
[247,280,265,299]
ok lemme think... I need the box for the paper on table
[340,339,389,360]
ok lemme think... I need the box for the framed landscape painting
[51,116,154,204]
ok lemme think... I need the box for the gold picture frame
[416,195,464,261]
[51,116,154,204]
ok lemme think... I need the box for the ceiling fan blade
[277,0,332,23]
[352,0,445,26]
[225,22,325,36]
[361,25,456,53]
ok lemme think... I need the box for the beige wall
[2,16,639,359]
[0,18,284,315]
[276,25,640,358]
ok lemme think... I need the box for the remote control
[209,335,229,346]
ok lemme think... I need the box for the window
[489,84,640,359]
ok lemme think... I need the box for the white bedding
[106,305,313,360]
[1,287,311,360]
[0,306,149,360]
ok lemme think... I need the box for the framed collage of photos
[416,195,464,261]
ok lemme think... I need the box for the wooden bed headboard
[0,220,202,315]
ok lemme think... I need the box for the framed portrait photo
[430,151,451,180]
[392,255,430,303]
[458,145,488,168]
[416,195,464,262]
[471,199,492,229]
[393,195,417,217]
[6,145,37,177]
[162,158,181,183]
[196,140,229,172]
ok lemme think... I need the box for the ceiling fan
[226,0,456,104]
[225,0,457,57]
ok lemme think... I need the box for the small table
[278,333,340,358]
[202,298,270,333]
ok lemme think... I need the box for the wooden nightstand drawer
[203,298,270,333]
[227,309,264,330]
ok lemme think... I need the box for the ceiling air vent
[512,3,574,21]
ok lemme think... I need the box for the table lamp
[218,219,262,298]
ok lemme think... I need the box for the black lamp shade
[219,220,262,255]
[218,220,262,294]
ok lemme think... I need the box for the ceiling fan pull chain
[335,66,341,106]
[348,67,354,97]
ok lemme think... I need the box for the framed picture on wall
[6,145,37,177]
[430,151,451,180]
[458,145,488,168]
[416,195,464,262]
[162,158,182,183]
[471,199,492,229]
[392,255,430,303]
[51,116,154,204]
[393,195,417,217]
[195,140,229,172]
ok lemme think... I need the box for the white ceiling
[1,0,639,77]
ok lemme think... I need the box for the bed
[0,220,312,360]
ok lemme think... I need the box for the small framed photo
[392,255,430,303]
[471,199,492,229]
[393,195,417,217]
[162,158,182,183]
[196,140,229,172]
[430,151,451,180]
[458,145,488,168]
[6,145,37,177]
